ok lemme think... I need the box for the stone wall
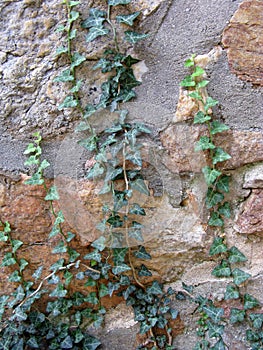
[0,0,262,349]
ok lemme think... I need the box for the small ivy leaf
[86,163,105,179]
[85,292,99,305]
[126,151,142,167]
[108,0,131,5]
[12,239,23,253]
[202,166,222,185]
[246,329,260,342]
[129,227,144,242]
[232,268,251,286]
[113,248,128,264]
[112,263,131,275]
[224,285,239,300]
[244,293,260,310]
[210,339,226,350]
[24,142,36,155]
[52,241,67,254]
[116,12,140,26]
[69,10,80,23]
[206,189,224,209]
[202,304,224,324]
[207,320,224,338]
[9,270,22,283]
[197,80,209,88]
[19,259,28,272]
[45,185,60,201]
[138,264,152,277]
[249,313,263,329]
[49,283,67,298]
[217,202,231,218]
[69,1,80,7]
[86,26,110,42]
[54,69,74,82]
[84,249,101,262]
[140,320,151,334]
[191,66,205,77]
[66,231,75,242]
[189,91,203,101]
[82,8,106,28]
[27,337,39,349]
[211,121,229,135]
[74,328,84,343]
[55,210,65,225]
[180,75,196,87]
[61,335,73,349]
[216,175,230,193]
[230,308,245,323]
[125,31,149,44]
[212,147,231,165]
[195,136,215,151]
[39,159,50,171]
[147,280,163,295]
[133,246,151,260]
[56,24,66,32]
[11,307,28,321]
[134,122,152,134]
[99,284,109,298]
[129,203,146,216]
[212,260,231,277]
[184,56,195,67]
[91,236,106,251]
[105,167,123,181]
[32,266,43,280]
[0,232,8,242]
[123,55,140,68]
[83,335,101,350]
[209,237,228,255]
[123,285,136,300]
[228,246,247,264]
[69,28,77,39]
[204,96,219,111]
[194,111,211,124]
[70,79,82,93]
[130,178,149,196]
[182,282,193,294]
[58,96,78,110]
[71,52,86,69]
[64,270,73,286]
[1,252,16,267]
[208,212,224,227]
[50,258,65,272]
[56,46,68,56]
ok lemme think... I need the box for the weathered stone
[236,189,263,234]
[243,163,263,188]
[222,0,263,85]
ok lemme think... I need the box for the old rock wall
[0,0,262,349]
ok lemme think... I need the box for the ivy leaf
[50,258,65,272]
[246,330,260,342]
[64,270,73,286]
[82,9,106,28]
[52,241,67,254]
[54,69,74,82]
[113,248,128,264]
[66,232,75,243]
[138,264,152,277]
[32,266,43,280]
[217,202,231,218]
[207,320,224,338]
[133,246,151,260]
[208,212,224,227]
[206,189,224,209]
[86,26,109,42]
[212,147,231,165]
[69,10,79,23]
[61,335,73,349]
[209,237,227,256]
[99,284,109,298]
[116,12,140,26]
[69,28,77,39]
[189,91,203,101]
[129,227,144,242]
[140,321,151,334]
[212,260,231,277]
[211,339,226,350]
[130,178,149,195]
[129,203,146,216]
[19,259,28,272]
[126,151,142,167]
[84,249,101,262]
[204,97,219,111]
[232,268,251,286]
[49,284,67,298]
[180,75,195,87]
[85,292,99,305]
[71,52,86,68]
[216,175,230,193]
[0,232,8,242]
[1,252,16,267]
[112,263,131,275]
[125,31,149,44]
[228,246,247,264]
[26,337,39,349]
[11,307,28,321]
[244,293,260,310]
[197,80,209,88]
[9,270,22,283]
[45,185,59,201]
[108,0,131,5]
[194,111,211,124]
[12,239,23,253]
[195,136,215,151]
[147,281,163,295]
[91,236,106,251]
[123,55,140,67]
[249,313,263,329]
[70,79,82,93]
[230,308,245,323]
[202,305,224,324]
[191,66,205,77]
[211,121,229,135]
[58,96,78,110]
[224,285,239,300]
[202,166,221,185]
[69,1,80,6]
[56,46,68,56]
[86,163,105,179]
[83,335,101,350]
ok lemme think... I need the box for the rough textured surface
[222,0,263,86]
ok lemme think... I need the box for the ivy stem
[107,4,120,52]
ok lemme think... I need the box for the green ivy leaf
[180,75,195,87]
[52,241,67,254]
[250,313,263,329]
[126,151,142,167]
[71,52,86,68]
[224,285,239,300]
[232,268,251,286]
[202,304,224,324]
[202,166,221,185]
[86,26,109,42]
[211,189,224,212]
[195,136,215,151]
[129,227,143,242]
[12,239,23,253]
[19,259,28,272]
[83,335,101,350]
[228,246,247,264]
[108,0,131,5]
[191,66,205,77]
[230,308,245,323]
[211,121,229,135]
[99,284,109,298]
[130,178,149,196]
[197,80,209,88]
[69,28,78,39]
[216,175,230,193]
[54,69,74,82]
[58,96,78,110]
[209,212,224,227]
[212,260,231,277]
[69,1,80,7]
[70,79,82,93]
[125,31,149,44]
[32,266,43,280]
[0,232,8,242]
[85,292,99,305]
[49,283,67,298]
[133,246,151,260]
[204,96,219,111]
[112,263,131,275]
[82,8,106,28]
[91,236,106,251]
[45,185,59,201]
[212,147,231,165]
[184,56,195,67]
[194,111,211,124]
[147,281,163,295]
[61,335,73,349]
[189,91,203,100]
[140,320,151,334]
[69,10,80,23]
[138,264,152,277]
[116,12,140,26]
[211,339,226,350]
[64,270,73,286]
[27,337,39,349]
[84,249,101,262]
[207,320,224,338]
[9,270,22,283]
[11,307,27,322]
[113,248,128,264]
[50,258,65,272]
[86,163,105,179]
[244,293,260,310]
[209,237,227,256]
[246,329,260,342]
[129,203,146,216]
[1,252,16,267]
[206,189,224,209]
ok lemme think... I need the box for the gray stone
[243,163,263,188]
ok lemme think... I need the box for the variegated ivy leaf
[58,96,78,110]
[86,26,109,42]
[82,8,106,28]
[202,166,221,185]
[125,31,149,44]
[209,237,227,256]
[116,12,140,26]
[232,268,251,286]
[212,147,231,165]
[108,0,131,5]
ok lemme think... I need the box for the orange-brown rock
[222,0,263,85]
